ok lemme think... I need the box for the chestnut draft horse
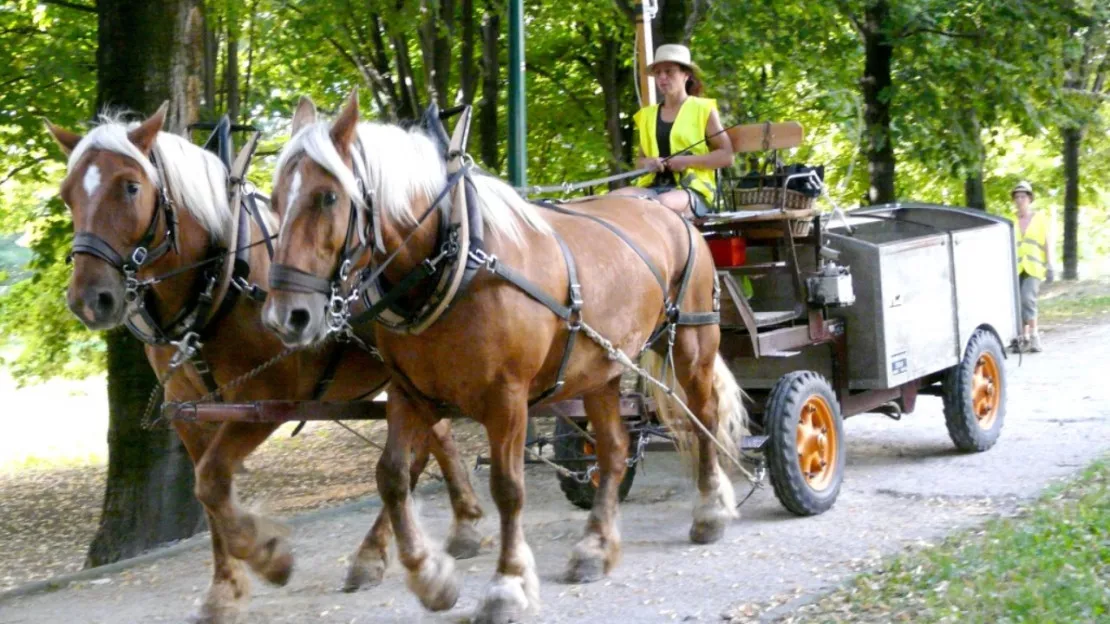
[44,104,484,624]
[262,90,748,624]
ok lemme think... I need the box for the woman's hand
[665,155,691,171]
[637,156,665,172]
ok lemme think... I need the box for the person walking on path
[1009,180,1055,353]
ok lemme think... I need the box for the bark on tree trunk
[87,0,205,569]
[598,35,623,181]
[653,0,687,46]
[460,0,476,105]
[962,109,986,210]
[225,26,240,123]
[201,6,217,119]
[964,172,986,210]
[1062,125,1082,280]
[434,0,455,109]
[479,1,500,171]
[861,0,896,205]
[392,33,421,119]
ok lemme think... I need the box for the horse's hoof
[475,575,531,624]
[446,523,483,560]
[342,552,386,592]
[563,552,605,584]
[188,604,242,624]
[689,519,726,544]
[406,552,460,612]
[252,536,294,586]
[189,589,246,624]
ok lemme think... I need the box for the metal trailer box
[823,203,1021,390]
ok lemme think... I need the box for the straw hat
[647,43,701,75]
[1011,180,1034,200]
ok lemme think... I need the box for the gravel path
[2,322,1108,624]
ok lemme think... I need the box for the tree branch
[1,157,49,188]
[40,0,96,14]
[526,62,593,118]
[682,0,709,45]
[897,27,979,40]
[833,0,865,39]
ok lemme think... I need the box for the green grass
[794,458,1110,623]
[1040,294,1110,322]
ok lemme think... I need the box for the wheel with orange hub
[765,371,845,516]
[943,329,1006,452]
[553,418,638,510]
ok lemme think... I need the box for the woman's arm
[666,108,734,171]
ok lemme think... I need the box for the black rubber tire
[552,418,637,510]
[765,371,845,516]
[943,329,1006,452]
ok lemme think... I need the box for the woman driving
[613,43,733,219]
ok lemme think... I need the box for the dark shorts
[639,184,712,219]
[1019,271,1041,323]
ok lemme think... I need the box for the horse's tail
[639,350,748,478]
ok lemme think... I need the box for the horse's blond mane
[66,112,238,244]
[274,119,551,246]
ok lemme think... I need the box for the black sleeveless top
[654,106,675,186]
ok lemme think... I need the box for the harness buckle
[569,283,584,310]
[124,275,141,303]
[326,283,353,334]
[233,276,267,302]
[169,331,202,368]
[131,247,149,267]
[338,258,353,282]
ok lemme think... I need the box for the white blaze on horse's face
[279,171,302,244]
[286,171,302,216]
[82,164,101,197]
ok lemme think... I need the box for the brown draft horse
[262,90,748,624]
[44,104,485,624]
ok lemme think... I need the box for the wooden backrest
[727,121,804,154]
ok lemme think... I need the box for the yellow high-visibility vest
[1012,211,1049,280]
[633,96,718,203]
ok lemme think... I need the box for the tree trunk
[861,0,896,205]
[225,25,240,123]
[434,0,455,109]
[597,35,623,181]
[962,108,986,210]
[652,0,688,46]
[963,172,985,210]
[392,32,421,119]
[460,0,476,105]
[202,6,217,119]
[1062,125,1082,280]
[479,1,500,171]
[88,0,205,568]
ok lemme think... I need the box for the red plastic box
[707,236,747,267]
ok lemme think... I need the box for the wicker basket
[731,186,817,211]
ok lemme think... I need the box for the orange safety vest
[632,96,719,203]
[1011,211,1049,280]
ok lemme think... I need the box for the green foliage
[795,457,1110,622]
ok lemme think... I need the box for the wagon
[163,120,1022,518]
[528,123,1022,515]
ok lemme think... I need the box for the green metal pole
[508,0,526,187]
